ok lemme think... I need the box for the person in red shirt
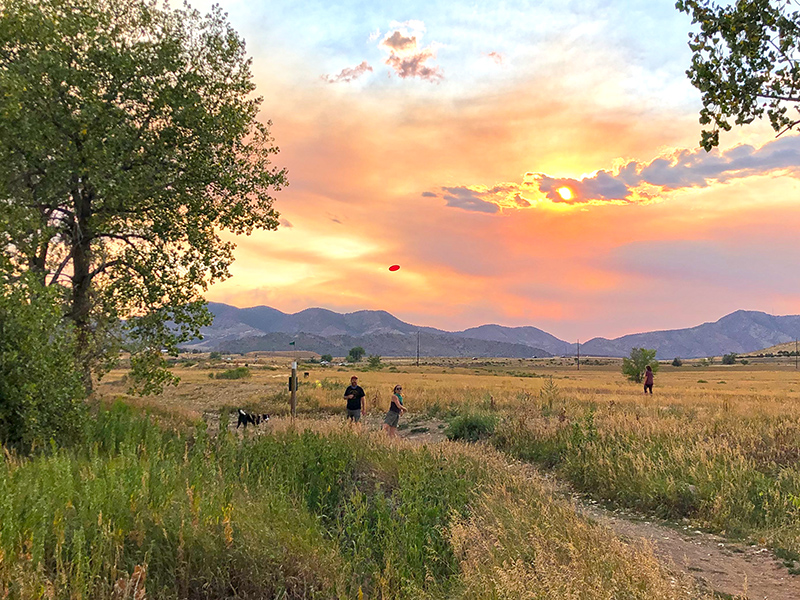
[643,365,654,394]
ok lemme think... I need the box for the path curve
[577,500,800,600]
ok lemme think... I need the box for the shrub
[367,354,382,369]
[0,278,87,450]
[209,351,222,360]
[722,353,737,365]
[216,366,251,380]
[320,354,333,363]
[445,412,499,442]
[672,357,683,367]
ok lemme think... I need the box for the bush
[320,354,333,363]
[0,279,87,450]
[672,357,683,367]
[445,412,499,442]
[215,366,251,380]
[209,351,221,360]
[722,353,737,365]
[367,354,382,369]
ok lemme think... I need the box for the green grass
[0,402,696,599]
[445,412,499,442]
[214,366,252,380]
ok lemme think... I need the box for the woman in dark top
[643,365,654,394]
[383,384,406,437]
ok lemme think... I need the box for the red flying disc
[389,265,400,271]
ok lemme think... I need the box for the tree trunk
[69,180,94,393]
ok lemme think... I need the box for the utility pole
[416,330,420,367]
[290,361,297,418]
[576,339,580,370]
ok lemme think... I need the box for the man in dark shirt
[343,375,366,422]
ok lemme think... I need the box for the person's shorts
[346,408,362,422]
[383,411,400,428]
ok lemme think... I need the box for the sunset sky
[194,0,800,341]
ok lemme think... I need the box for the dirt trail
[577,500,800,600]
[396,415,800,599]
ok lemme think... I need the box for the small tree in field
[367,354,382,369]
[672,357,683,367]
[320,354,333,363]
[722,353,737,365]
[347,347,366,362]
[622,347,659,383]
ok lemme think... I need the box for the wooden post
[576,339,580,370]
[290,361,297,418]
[416,330,420,367]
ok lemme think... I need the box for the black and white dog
[236,409,270,429]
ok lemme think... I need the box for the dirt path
[577,500,800,599]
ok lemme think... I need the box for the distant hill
[580,310,800,359]
[191,303,549,358]
[185,304,800,359]
[216,331,547,359]
[455,324,573,356]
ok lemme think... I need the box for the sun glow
[557,187,573,201]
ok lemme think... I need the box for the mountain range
[184,303,800,359]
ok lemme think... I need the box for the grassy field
[0,401,699,599]
[105,357,800,558]
[5,356,799,598]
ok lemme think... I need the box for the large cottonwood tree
[0,0,287,392]
[677,0,800,150]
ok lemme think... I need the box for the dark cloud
[441,186,499,214]
[322,61,373,83]
[384,49,443,81]
[379,26,443,82]
[534,170,630,204]
[435,135,800,214]
[279,218,293,228]
[512,193,530,207]
[421,191,438,197]
[622,135,800,190]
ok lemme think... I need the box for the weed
[215,366,251,380]
[445,412,499,442]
